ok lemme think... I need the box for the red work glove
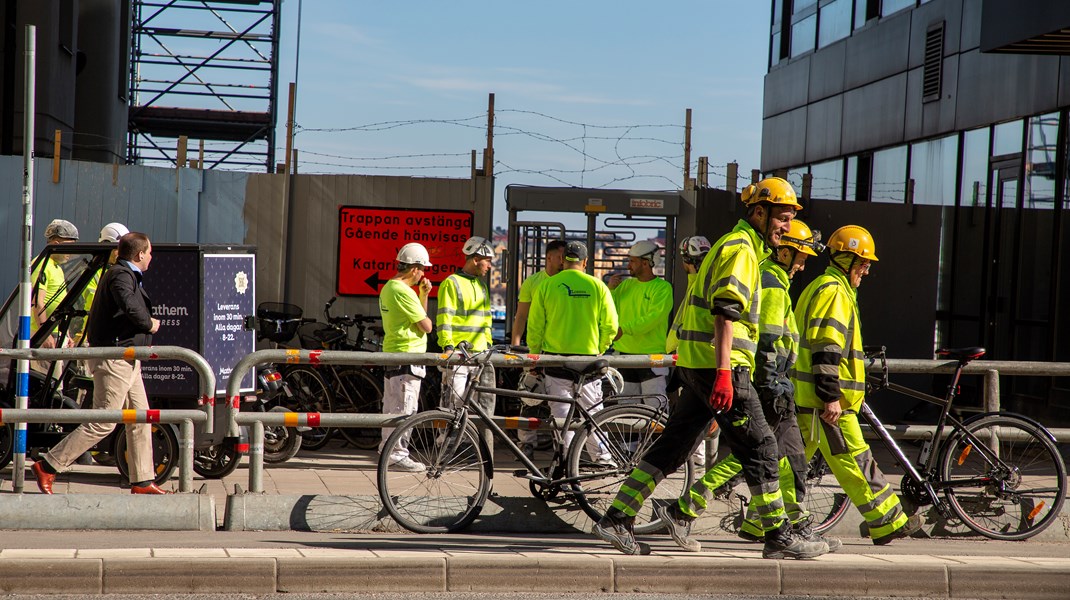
[708,369,734,412]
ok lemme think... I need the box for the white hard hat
[628,240,663,268]
[462,236,494,258]
[678,236,711,264]
[396,242,432,267]
[99,222,129,243]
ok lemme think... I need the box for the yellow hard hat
[826,225,879,261]
[780,219,823,256]
[740,177,803,211]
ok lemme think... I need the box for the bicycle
[801,345,1066,540]
[376,343,694,533]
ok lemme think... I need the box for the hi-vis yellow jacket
[436,271,493,351]
[792,266,867,411]
[676,220,768,371]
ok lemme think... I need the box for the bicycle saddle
[551,359,609,383]
[936,347,986,362]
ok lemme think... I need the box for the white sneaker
[390,456,426,472]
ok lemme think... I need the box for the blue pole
[14,25,36,494]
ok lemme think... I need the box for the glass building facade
[762,0,1070,419]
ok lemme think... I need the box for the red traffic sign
[337,206,474,297]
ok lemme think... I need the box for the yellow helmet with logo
[780,219,824,256]
[826,225,879,261]
[740,177,803,211]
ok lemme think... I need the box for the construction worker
[438,236,496,449]
[378,242,434,472]
[665,236,711,355]
[594,177,829,560]
[32,219,80,348]
[511,239,568,460]
[527,240,618,459]
[607,240,673,408]
[793,225,922,545]
[661,219,841,553]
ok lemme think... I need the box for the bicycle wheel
[332,367,383,449]
[805,452,851,534]
[567,404,694,534]
[939,414,1067,540]
[280,366,334,451]
[377,410,492,533]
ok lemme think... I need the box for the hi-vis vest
[436,271,493,351]
[676,220,768,371]
[754,261,798,395]
[792,266,866,411]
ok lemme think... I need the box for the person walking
[438,236,496,449]
[511,238,568,460]
[378,242,434,472]
[607,241,673,408]
[659,219,840,552]
[527,240,618,459]
[31,232,168,494]
[593,177,828,560]
[793,225,922,545]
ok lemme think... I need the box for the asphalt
[0,440,1067,597]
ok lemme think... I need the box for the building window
[959,127,990,208]
[910,135,957,206]
[881,0,916,18]
[791,13,817,57]
[871,145,907,203]
[992,119,1024,157]
[786,168,808,192]
[810,159,844,200]
[855,0,878,30]
[819,0,852,48]
[1026,112,1059,209]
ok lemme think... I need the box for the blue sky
[275,1,772,227]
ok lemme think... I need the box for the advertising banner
[141,249,201,396]
[202,254,256,395]
[337,206,473,297]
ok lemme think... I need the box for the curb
[0,493,215,531]
[0,553,1066,598]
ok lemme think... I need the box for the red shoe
[31,461,55,495]
[131,483,172,495]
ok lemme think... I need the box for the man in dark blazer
[31,232,168,494]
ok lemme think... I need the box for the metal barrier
[226,350,1070,492]
[2,346,217,493]
[226,349,676,492]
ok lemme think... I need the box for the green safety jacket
[755,261,798,400]
[666,273,697,353]
[527,269,618,356]
[611,277,673,354]
[379,279,428,353]
[792,266,866,411]
[677,220,769,370]
[436,271,493,351]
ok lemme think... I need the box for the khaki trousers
[44,359,155,484]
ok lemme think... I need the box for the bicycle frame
[437,350,628,490]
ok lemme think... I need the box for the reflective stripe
[679,329,713,343]
[813,363,839,376]
[688,295,710,310]
[857,483,896,515]
[808,317,849,335]
[840,380,867,391]
[731,338,757,353]
[813,343,843,354]
[760,323,785,336]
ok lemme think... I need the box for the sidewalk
[2,442,1068,597]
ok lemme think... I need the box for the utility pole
[683,108,692,189]
[483,93,494,176]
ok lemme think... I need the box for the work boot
[737,528,764,543]
[592,508,650,555]
[519,443,536,462]
[654,503,701,552]
[762,523,829,559]
[872,513,923,546]
[793,515,841,553]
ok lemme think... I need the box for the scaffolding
[127,0,283,172]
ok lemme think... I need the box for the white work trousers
[379,366,425,462]
[44,359,155,484]
[544,374,609,461]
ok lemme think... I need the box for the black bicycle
[804,346,1067,540]
[377,343,694,533]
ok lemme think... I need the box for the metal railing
[1,346,217,493]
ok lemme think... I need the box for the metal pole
[984,369,1000,454]
[179,419,194,493]
[14,25,36,494]
[250,420,264,493]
